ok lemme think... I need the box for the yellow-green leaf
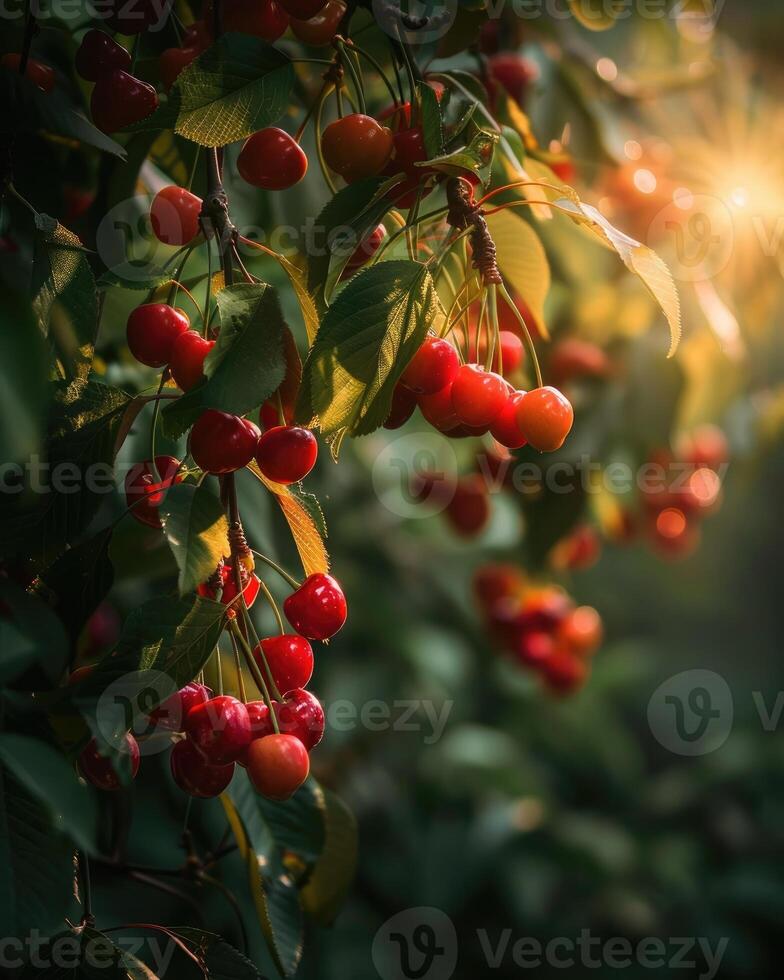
[300,789,358,926]
[486,209,551,340]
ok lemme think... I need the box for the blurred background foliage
[3,0,784,977]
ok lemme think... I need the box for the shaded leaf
[301,788,357,926]
[0,290,48,464]
[161,483,229,596]
[171,927,265,980]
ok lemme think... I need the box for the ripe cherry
[542,649,588,695]
[75,30,130,82]
[171,738,234,797]
[159,45,201,91]
[392,126,429,175]
[444,475,491,538]
[2,54,55,93]
[383,384,417,430]
[418,384,459,432]
[489,389,528,449]
[321,114,393,183]
[289,0,346,45]
[277,688,325,750]
[185,695,251,765]
[169,331,215,392]
[516,386,574,452]
[477,330,524,375]
[255,635,314,694]
[197,564,262,609]
[488,52,539,105]
[150,186,203,246]
[401,337,459,395]
[204,0,289,40]
[126,303,189,367]
[377,81,445,128]
[450,363,508,428]
[125,455,182,528]
[183,20,212,49]
[284,573,347,641]
[549,338,610,386]
[256,426,318,485]
[189,411,260,474]
[246,734,310,801]
[91,70,158,133]
[238,128,308,190]
[557,606,602,658]
[78,734,140,791]
[551,524,601,571]
[149,681,212,732]
[676,424,728,471]
[516,630,556,668]
[280,0,327,16]
[340,224,386,279]
[473,563,526,608]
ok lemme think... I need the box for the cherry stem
[212,642,224,696]
[228,628,247,703]
[335,40,366,114]
[228,618,280,732]
[342,39,400,109]
[148,372,166,482]
[251,550,301,591]
[258,578,285,635]
[497,281,543,388]
[240,602,284,701]
[77,851,94,928]
[314,86,338,194]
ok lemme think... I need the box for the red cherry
[490,389,528,449]
[279,0,327,16]
[340,224,386,279]
[450,364,508,428]
[159,45,200,91]
[247,700,275,740]
[106,0,162,33]
[183,20,212,49]
[477,331,525,375]
[551,524,601,571]
[75,30,130,82]
[170,738,234,797]
[197,564,261,609]
[518,589,572,634]
[190,411,260,474]
[277,688,324,750]
[383,384,417,430]
[255,635,314,694]
[515,386,574,452]
[549,338,610,386]
[392,126,429,175]
[542,650,588,695]
[321,114,393,183]
[444,475,490,538]
[557,606,603,658]
[185,695,251,765]
[2,53,55,93]
[169,331,215,391]
[204,0,289,39]
[289,0,346,45]
[676,424,728,471]
[246,734,310,801]
[91,69,158,133]
[418,383,460,432]
[238,128,308,190]
[284,573,347,641]
[377,81,446,128]
[126,303,189,367]
[256,426,318,485]
[149,681,212,732]
[124,455,182,528]
[473,563,525,608]
[488,52,539,105]
[401,337,459,395]
[150,186,203,246]
[516,630,555,667]
[78,734,140,791]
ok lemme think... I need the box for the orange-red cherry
[321,114,393,183]
[450,363,508,428]
[515,386,574,452]
[246,734,310,801]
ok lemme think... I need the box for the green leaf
[223,781,304,978]
[38,528,115,646]
[162,283,286,439]
[0,381,132,568]
[420,82,445,159]
[97,264,174,291]
[172,927,266,979]
[556,197,682,356]
[0,290,48,465]
[297,261,442,438]
[0,583,68,686]
[301,788,358,926]
[160,483,230,596]
[486,209,551,340]
[0,735,98,854]
[306,176,391,310]
[128,35,294,146]
[0,769,75,939]
[256,779,326,865]
[421,125,498,182]
[32,215,98,384]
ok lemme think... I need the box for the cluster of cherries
[474,563,602,695]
